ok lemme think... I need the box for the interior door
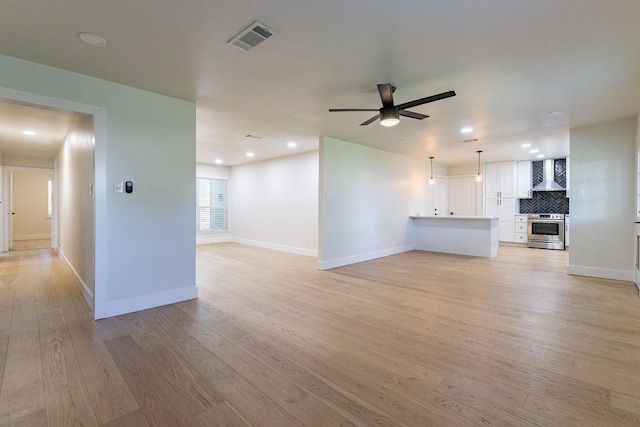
[434,177,447,216]
[448,176,477,216]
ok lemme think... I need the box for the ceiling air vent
[228,21,276,52]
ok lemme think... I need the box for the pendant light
[475,150,483,182]
[429,156,435,185]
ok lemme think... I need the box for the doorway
[8,169,54,251]
[0,90,102,318]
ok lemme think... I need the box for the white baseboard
[567,264,635,282]
[104,286,198,318]
[59,246,198,319]
[196,232,233,245]
[57,247,94,311]
[14,234,51,241]
[317,244,415,270]
[231,237,318,258]
[197,232,318,257]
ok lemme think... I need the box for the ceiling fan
[329,83,456,127]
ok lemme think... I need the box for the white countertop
[410,215,499,220]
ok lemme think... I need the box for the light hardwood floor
[11,239,51,251]
[1,243,640,426]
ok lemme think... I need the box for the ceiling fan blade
[399,110,428,120]
[377,84,394,107]
[360,114,380,126]
[396,90,456,110]
[329,108,379,112]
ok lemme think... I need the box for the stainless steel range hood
[533,159,564,191]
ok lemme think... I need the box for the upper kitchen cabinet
[485,161,517,199]
[517,160,532,199]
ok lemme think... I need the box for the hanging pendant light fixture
[475,150,483,182]
[429,157,435,185]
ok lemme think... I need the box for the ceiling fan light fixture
[380,108,399,127]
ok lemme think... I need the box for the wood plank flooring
[11,239,51,251]
[1,243,640,426]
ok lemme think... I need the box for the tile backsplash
[519,159,569,214]
[520,190,569,214]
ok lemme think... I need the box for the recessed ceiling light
[214,159,223,164]
[22,130,37,136]
[529,149,539,153]
[461,127,473,134]
[287,142,297,148]
[246,152,255,157]
[536,154,545,158]
[78,32,107,47]
[521,143,530,148]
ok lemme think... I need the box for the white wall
[229,151,319,257]
[319,137,429,269]
[57,114,95,301]
[196,163,232,245]
[197,163,230,179]
[449,163,480,176]
[3,155,55,169]
[568,116,636,281]
[0,54,197,319]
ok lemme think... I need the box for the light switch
[114,181,124,193]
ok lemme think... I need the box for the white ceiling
[0,1,639,166]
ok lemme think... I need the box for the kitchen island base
[410,216,499,257]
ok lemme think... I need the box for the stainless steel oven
[527,214,565,250]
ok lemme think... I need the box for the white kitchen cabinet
[514,214,528,243]
[564,215,570,247]
[485,161,517,242]
[486,161,517,199]
[517,161,532,199]
[486,198,517,242]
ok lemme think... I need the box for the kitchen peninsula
[410,215,499,257]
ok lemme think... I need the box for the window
[196,178,228,231]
